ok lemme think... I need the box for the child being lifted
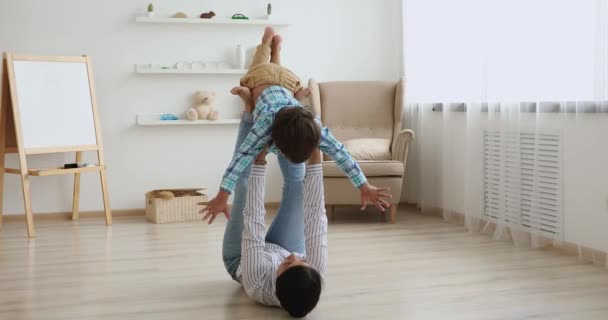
[202,27,391,224]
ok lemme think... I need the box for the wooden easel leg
[20,174,35,237]
[5,54,35,237]
[71,152,82,220]
[85,56,112,226]
[390,204,398,224]
[0,60,8,230]
[0,129,5,231]
[0,159,4,230]
[99,170,112,225]
[0,155,4,231]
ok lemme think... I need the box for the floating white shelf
[135,65,247,75]
[137,114,241,126]
[135,16,289,26]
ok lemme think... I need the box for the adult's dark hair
[275,265,323,318]
[271,107,321,163]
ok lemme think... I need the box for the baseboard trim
[424,208,607,269]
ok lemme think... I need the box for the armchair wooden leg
[390,204,397,224]
[326,205,335,222]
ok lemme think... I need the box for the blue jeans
[222,112,306,280]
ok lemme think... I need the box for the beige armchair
[308,78,414,223]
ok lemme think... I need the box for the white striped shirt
[240,164,328,306]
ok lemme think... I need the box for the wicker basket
[145,188,207,223]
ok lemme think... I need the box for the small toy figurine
[160,114,179,121]
[200,11,216,19]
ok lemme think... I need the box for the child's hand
[199,190,230,224]
[294,88,311,103]
[359,183,392,212]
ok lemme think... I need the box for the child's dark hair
[275,265,323,318]
[271,107,321,163]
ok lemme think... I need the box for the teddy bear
[186,90,219,121]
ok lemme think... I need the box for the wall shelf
[137,114,241,126]
[135,16,289,26]
[135,65,247,75]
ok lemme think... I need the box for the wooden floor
[1,206,607,320]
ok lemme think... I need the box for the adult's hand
[199,191,230,225]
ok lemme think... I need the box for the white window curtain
[404,0,607,102]
[403,0,608,265]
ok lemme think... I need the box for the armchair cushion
[322,160,404,178]
[343,138,391,160]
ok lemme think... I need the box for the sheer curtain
[403,0,608,266]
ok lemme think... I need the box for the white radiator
[483,130,564,238]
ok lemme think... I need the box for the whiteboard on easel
[12,60,97,150]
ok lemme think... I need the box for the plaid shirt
[220,86,367,193]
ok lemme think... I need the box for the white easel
[0,53,111,238]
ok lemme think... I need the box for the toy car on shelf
[231,14,249,20]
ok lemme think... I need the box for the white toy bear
[186,90,219,121]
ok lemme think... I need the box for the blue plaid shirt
[220,86,367,193]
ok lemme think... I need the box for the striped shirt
[219,85,367,194]
[240,164,328,306]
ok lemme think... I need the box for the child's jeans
[239,43,303,93]
[222,112,306,280]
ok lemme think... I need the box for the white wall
[0,0,403,214]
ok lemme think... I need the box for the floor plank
[0,206,607,320]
